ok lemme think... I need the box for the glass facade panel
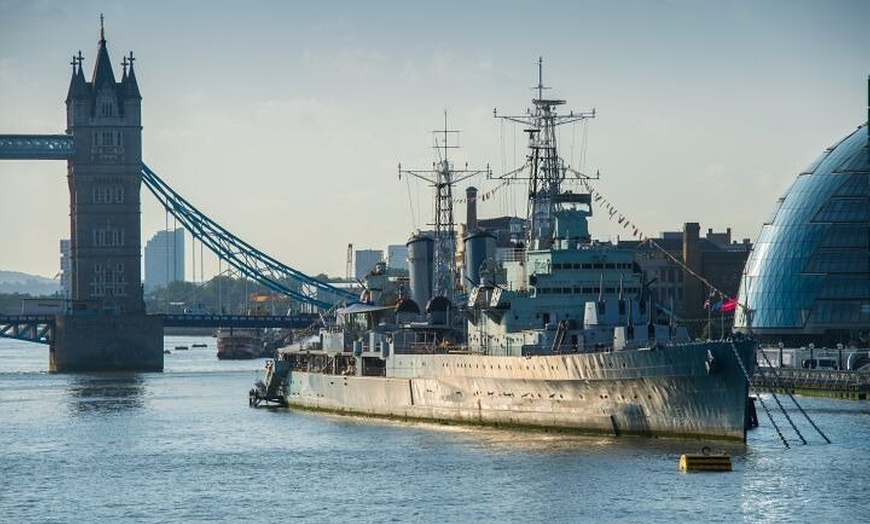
[819,224,870,248]
[834,172,868,196]
[799,151,827,175]
[837,148,870,173]
[817,277,870,299]
[810,301,868,325]
[815,131,863,174]
[813,198,869,222]
[735,124,869,340]
[805,251,868,273]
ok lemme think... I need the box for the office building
[354,249,383,280]
[734,123,869,346]
[144,229,185,292]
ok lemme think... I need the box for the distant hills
[0,270,60,296]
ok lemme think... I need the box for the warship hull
[255,62,758,443]
[281,339,755,441]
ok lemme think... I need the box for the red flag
[721,298,737,313]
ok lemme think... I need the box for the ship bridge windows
[538,285,649,295]
[549,261,630,271]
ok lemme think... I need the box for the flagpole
[705,287,713,340]
[707,292,712,339]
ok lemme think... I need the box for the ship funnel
[466,186,478,231]
[407,233,434,308]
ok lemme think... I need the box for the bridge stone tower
[52,21,162,371]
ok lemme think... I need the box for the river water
[1,336,868,523]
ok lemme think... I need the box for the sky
[0,0,868,280]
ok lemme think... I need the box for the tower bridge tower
[51,19,162,371]
[66,21,144,315]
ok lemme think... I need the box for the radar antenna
[493,57,597,249]
[399,112,490,301]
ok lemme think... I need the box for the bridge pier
[50,315,163,372]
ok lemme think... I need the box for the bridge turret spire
[91,16,116,88]
[65,51,88,105]
[122,51,141,100]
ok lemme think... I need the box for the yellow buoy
[679,451,732,472]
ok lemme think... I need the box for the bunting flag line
[452,178,513,205]
[580,176,744,315]
[450,173,745,316]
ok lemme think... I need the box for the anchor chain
[728,341,791,448]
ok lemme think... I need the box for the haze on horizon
[1,0,867,281]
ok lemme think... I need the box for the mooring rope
[742,346,804,445]
[728,341,791,448]
[758,350,832,444]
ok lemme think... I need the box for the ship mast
[400,113,489,302]
[494,57,596,250]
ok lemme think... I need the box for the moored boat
[217,327,266,360]
[254,59,756,441]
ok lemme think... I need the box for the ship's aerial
[250,58,757,442]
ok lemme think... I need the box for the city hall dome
[734,123,869,346]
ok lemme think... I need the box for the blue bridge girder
[0,135,356,310]
[140,163,359,310]
[162,313,320,329]
[0,134,75,160]
[0,315,55,345]
[0,313,322,345]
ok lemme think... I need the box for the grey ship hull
[283,339,755,441]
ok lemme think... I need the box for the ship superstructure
[253,60,756,442]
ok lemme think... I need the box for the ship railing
[396,342,454,354]
[520,344,614,356]
[501,250,526,263]
[754,367,870,392]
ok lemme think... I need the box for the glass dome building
[734,121,869,346]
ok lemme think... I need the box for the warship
[252,60,756,442]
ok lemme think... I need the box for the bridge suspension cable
[140,163,357,310]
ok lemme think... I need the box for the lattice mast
[494,57,596,249]
[399,113,489,301]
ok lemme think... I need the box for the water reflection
[66,373,147,413]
